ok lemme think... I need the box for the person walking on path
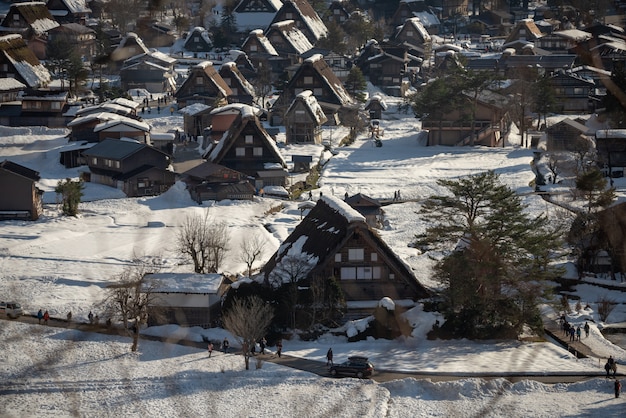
[605,361,612,378]
[207,342,214,358]
[88,311,94,324]
[576,326,581,341]
[584,321,590,338]
[615,380,621,398]
[43,310,49,325]
[259,337,266,355]
[222,338,230,352]
[66,311,72,323]
[37,309,43,324]
[326,348,333,366]
[276,340,283,358]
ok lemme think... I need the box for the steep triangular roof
[219,62,255,97]
[206,104,286,167]
[505,19,543,44]
[235,0,282,13]
[242,29,278,55]
[233,0,281,32]
[261,195,429,297]
[270,0,327,44]
[289,54,354,106]
[175,61,233,100]
[285,90,327,125]
[392,17,431,45]
[265,20,313,55]
[184,27,213,51]
[110,32,150,61]
[47,0,92,15]
[3,2,60,35]
[0,34,50,88]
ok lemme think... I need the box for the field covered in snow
[2,89,626,416]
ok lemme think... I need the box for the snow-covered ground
[2,88,626,416]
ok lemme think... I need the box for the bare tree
[177,211,230,273]
[104,264,163,352]
[597,296,616,322]
[222,296,274,370]
[239,231,267,278]
[546,153,563,184]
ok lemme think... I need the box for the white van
[0,302,23,319]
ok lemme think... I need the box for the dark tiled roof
[0,159,40,181]
[82,139,145,160]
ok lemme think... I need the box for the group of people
[208,337,277,358]
[560,319,590,342]
[36,309,49,325]
[605,355,619,378]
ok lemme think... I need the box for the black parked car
[329,356,374,378]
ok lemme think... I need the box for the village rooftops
[67,112,142,128]
[93,118,150,133]
[178,103,211,115]
[0,34,50,88]
[209,103,262,118]
[0,78,26,91]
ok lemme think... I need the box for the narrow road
[4,315,620,384]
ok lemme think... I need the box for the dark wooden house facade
[219,62,255,105]
[271,53,355,125]
[46,0,91,24]
[283,90,327,144]
[174,61,232,109]
[181,161,256,202]
[424,90,510,147]
[184,27,213,53]
[545,118,593,151]
[204,104,287,189]
[0,160,43,220]
[262,195,430,306]
[82,139,175,197]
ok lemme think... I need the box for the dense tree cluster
[415,171,563,338]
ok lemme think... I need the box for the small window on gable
[250,44,257,51]
[13,14,19,21]
[236,147,245,156]
[91,157,98,165]
[194,37,199,42]
[253,147,263,156]
[371,253,378,262]
[313,88,323,96]
[348,248,364,261]
[304,76,313,85]
[406,30,413,37]
[196,77,204,85]
[286,12,293,18]
[335,253,341,262]
[245,135,253,144]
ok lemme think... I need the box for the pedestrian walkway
[5,314,621,383]
[544,319,595,359]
